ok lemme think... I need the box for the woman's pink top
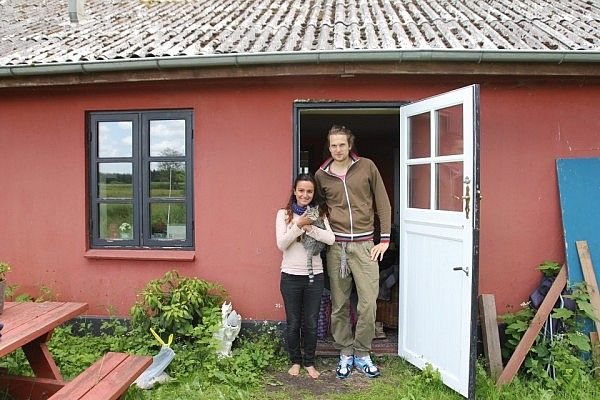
[275,209,335,275]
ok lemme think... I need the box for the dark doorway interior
[296,105,401,354]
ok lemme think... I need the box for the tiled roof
[1,0,599,67]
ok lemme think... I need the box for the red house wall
[0,75,599,318]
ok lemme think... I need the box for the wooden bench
[48,352,152,400]
[0,302,89,400]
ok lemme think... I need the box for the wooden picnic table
[0,301,88,400]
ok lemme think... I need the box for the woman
[276,173,335,379]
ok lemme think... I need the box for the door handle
[453,266,469,276]
[462,179,471,219]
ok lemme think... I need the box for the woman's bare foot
[288,364,301,376]
[305,366,320,379]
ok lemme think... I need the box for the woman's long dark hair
[284,173,328,224]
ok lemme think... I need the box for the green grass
[2,325,600,400]
[122,355,600,399]
[130,355,600,400]
[99,183,186,199]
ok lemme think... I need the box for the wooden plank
[0,302,88,357]
[2,302,17,312]
[478,294,503,381]
[576,240,600,333]
[49,352,151,400]
[23,341,63,380]
[496,265,567,386]
[80,354,152,400]
[1,302,65,334]
[48,352,129,400]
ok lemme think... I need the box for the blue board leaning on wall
[556,157,600,286]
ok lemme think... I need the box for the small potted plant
[119,222,132,239]
[0,261,11,314]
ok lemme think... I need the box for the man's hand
[370,242,389,261]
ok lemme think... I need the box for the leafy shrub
[130,270,227,338]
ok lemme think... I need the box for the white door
[398,85,480,398]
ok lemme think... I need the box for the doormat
[316,329,398,356]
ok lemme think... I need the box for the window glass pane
[409,164,430,209]
[436,105,463,156]
[98,121,132,158]
[98,163,132,198]
[99,203,133,240]
[436,162,463,211]
[151,203,187,240]
[150,120,186,157]
[150,162,186,198]
[409,112,430,159]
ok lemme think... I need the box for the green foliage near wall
[130,270,227,338]
[500,261,598,392]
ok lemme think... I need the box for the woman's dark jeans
[280,272,324,367]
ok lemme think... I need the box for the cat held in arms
[301,205,327,284]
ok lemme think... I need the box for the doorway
[294,103,403,354]
[294,85,479,399]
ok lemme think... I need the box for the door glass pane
[151,203,187,240]
[150,120,186,157]
[409,164,430,209]
[436,162,463,211]
[99,203,133,240]
[436,105,463,156]
[98,163,132,198]
[409,112,430,159]
[150,162,186,198]
[98,121,132,158]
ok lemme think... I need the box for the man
[315,125,391,379]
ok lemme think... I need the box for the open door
[398,85,480,398]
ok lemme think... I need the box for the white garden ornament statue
[213,302,242,357]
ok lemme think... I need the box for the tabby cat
[301,205,327,284]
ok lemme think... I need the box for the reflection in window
[99,203,133,240]
[150,203,186,240]
[409,112,430,159]
[98,163,132,198]
[98,121,132,158]
[150,162,186,198]
[150,120,186,156]
[436,162,463,211]
[436,105,463,156]
[409,164,430,209]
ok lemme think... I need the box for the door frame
[469,86,481,398]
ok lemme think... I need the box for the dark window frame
[88,109,194,249]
